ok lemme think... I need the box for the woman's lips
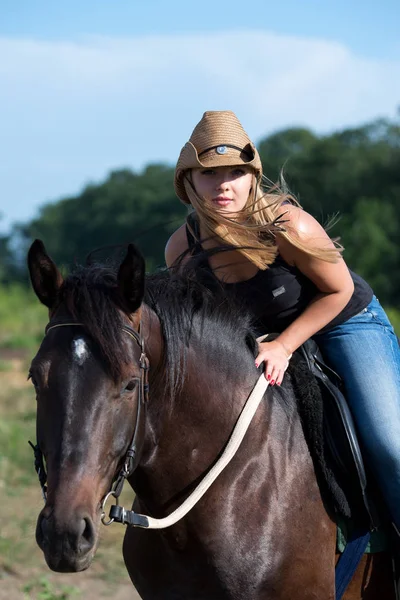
[212,197,233,207]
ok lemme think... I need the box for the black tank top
[185,212,373,335]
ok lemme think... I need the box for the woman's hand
[255,340,292,385]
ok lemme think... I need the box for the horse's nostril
[78,517,95,553]
[40,514,49,541]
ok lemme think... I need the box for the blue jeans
[314,295,400,530]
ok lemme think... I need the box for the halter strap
[45,320,144,352]
[45,321,84,333]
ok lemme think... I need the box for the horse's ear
[27,240,64,309]
[117,244,145,314]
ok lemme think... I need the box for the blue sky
[2,0,399,58]
[1,0,399,233]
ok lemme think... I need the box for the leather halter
[29,318,150,505]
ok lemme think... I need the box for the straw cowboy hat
[174,110,263,204]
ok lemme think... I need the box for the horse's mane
[56,261,257,399]
[145,266,257,400]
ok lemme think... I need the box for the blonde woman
[165,110,400,533]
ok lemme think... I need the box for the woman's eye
[201,169,215,176]
[232,168,245,176]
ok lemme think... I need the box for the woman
[165,110,400,532]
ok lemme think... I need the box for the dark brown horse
[27,240,393,599]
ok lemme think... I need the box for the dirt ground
[0,570,141,600]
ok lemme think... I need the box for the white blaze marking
[73,338,89,365]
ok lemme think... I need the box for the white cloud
[0,31,399,231]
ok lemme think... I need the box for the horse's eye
[124,379,137,393]
[28,371,39,390]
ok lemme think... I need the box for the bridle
[28,318,150,525]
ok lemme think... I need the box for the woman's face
[191,166,253,215]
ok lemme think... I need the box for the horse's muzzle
[36,508,98,572]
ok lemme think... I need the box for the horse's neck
[134,381,308,524]
[134,309,307,514]
[142,302,262,451]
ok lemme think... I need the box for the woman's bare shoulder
[165,223,190,267]
[277,204,333,243]
[275,204,338,265]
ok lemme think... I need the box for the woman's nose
[216,176,230,190]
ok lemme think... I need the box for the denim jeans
[314,295,400,530]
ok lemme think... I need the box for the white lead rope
[130,373,269,529]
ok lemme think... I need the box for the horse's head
[27,240,147,572]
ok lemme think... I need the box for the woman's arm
[256,206,354,385]
[165,223,190,268]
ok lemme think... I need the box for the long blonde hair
[184,172,342,269]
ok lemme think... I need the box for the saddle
[297,338,379,528]
[260,333,378,528]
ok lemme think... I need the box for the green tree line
[1,115,399,306]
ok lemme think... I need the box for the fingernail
[255,362,259,368]
[277,382,281,386]
[267,374,271,380]
[271,380,275,385]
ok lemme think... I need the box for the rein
[29,319,269,531]
[109,372,269,529]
